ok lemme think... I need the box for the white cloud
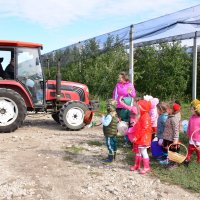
[0,0,198,28]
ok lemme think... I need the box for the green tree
[135,42,191,100]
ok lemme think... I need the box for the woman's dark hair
[119,71,129,81]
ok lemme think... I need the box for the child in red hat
[159,102,181,167]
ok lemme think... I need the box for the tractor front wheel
[59,101,88,130]
[0,88,27,133]
[51,112,60,124]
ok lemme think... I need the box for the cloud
[0,0,198,28]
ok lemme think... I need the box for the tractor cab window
[0,48,15,79]
[16,47,44,105]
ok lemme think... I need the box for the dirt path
[0,113,199,200]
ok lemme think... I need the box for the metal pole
[47,59,50,77]
[192,31,198,100]
[56,59,61,102]
[129,25,134,83]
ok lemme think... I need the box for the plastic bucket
[117,121,128,136]
[84,110,93,125]
[151,141,163,157]
[181,120,188,133]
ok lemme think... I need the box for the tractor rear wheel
[59,101,88,130]
[0,88,26,133]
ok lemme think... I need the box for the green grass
[120,103,200,193]
[64,145,85,154]
[99,100,107,113]
[180,102,191,120]
[121,133,200,193]
[63,155,73,161]
[151,155,200,193]
[87,140,103,146]
[63,145,86,164]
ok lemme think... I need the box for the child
[156,102,169,146]
[173,101,182,131]
[101,99,118,163]
[119,96,140,146]
[144,95,159,140]
[159,102,180,166]
[149,97,159,140]
[184,99,200,166]
[130,99,152,174]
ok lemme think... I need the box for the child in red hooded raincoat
[130,99,152,174]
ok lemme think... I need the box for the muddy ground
[0,113,199,200]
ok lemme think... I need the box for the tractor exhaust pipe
[56,59,61,101]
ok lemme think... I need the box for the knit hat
[150,98,159,108]
[173,103,181,111]
[195,104,200,115]
[143,95,153,101]
[191,99,200,115]
[191,99,200,108]
[107,99,117,107]
[106,99,117,112]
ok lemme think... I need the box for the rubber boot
[183,160,190,167]
[103,154,114,164]
[139,158,151,174]
[185,144,195,161]
[196,149,200,163]
[113,151,117,161]
[130,155,142,171]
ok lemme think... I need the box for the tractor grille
[73,87,85,102]
[47,84,85,102]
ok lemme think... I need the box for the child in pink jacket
[144,95,159,140]
[119,96,140,142]
[184,99,200,166]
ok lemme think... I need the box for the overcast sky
[0,0,199,53]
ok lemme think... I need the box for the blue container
[151,141,163,158]
[183,124,188,134]
[122,97,133,106]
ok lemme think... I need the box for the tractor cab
[0,40,44,107]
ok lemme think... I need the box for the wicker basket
[168,143,188,164]
[191,128,200,151]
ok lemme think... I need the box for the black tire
[0,88,27,133]
[51,112,60,124]
[59,101,88,130]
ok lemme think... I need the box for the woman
[112,71,136,146]
[112,71,136,120]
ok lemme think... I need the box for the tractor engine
[46,80,90,104]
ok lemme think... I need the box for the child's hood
[138,100,151,115]
[150,98,159,109]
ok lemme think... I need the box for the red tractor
[0,40,98,133]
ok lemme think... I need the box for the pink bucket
[127,126,136,142]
